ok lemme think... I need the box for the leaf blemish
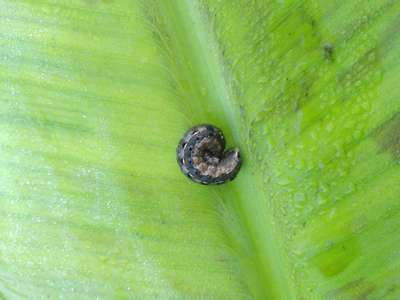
[326,278,375,300]
[376,113,400,160]
[322,43,334,62]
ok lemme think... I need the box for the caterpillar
[176,124,241,185]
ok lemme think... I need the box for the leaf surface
[0,0,399,299]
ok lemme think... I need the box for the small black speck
[323,43,335,62]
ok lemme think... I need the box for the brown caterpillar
[176,124,241,185]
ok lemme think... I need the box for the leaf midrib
[153,1,294,299]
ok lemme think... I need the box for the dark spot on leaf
[326,279,375,300]
[323,43,334,62]
[336,47,382,102]
[375,112,400,160]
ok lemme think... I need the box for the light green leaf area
[0,0,399,299]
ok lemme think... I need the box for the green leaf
[0,0,399,299]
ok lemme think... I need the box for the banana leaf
[0,0,399,299]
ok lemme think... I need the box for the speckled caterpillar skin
[176,124,241,185]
